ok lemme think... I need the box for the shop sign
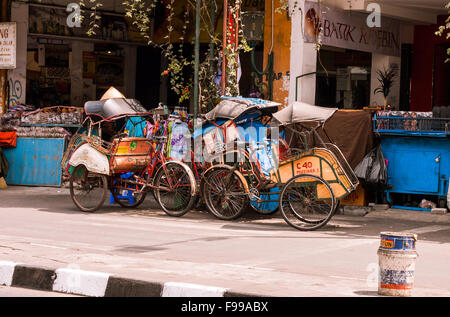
[304,1,400,57]
[0,22,17,69]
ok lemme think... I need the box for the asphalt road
[1,186,450,297]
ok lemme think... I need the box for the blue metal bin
[3,138,66,187]
[374,115,450,210]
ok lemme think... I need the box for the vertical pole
[208,0,216,68]
[221,0,228,95]
[235,1,239,52]
[208,0,216,111]
[0,0,9,115]
[193,0,201,119]
[234,0,240,94]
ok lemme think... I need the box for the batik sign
[304,1,400,57]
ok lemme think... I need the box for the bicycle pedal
[248,193,262,203]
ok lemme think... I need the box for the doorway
[315,47,372,109]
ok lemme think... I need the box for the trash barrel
[378,232,418,296]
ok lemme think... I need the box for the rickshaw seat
[110,137,152,173]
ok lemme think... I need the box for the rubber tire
[279,174,336,231]
[69,165,108,212]
[203,167,248,220]
[153,162,196,217]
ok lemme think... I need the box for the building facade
[265,0,450,111]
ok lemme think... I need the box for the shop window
[315,48,371,109]
[26,43,71,107]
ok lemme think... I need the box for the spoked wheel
[110,173,147,208]
[203,167,249,220]
[69,165,108,212]
[279,174,336,231]
[153,162,195,217]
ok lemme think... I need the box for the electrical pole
[193,0,201,120]
[221,0,228,96]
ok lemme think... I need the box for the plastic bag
[354,145,387,186]
[419,199,436,209]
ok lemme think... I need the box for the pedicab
[192,97,282,215]
[62,96,197,215]
[201,101,359,231]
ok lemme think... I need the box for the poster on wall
[304,1,401,57]
[0,22,16,69]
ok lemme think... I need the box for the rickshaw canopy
[84,98,152,121]
[205,97,280,122]
[272,102,337,126]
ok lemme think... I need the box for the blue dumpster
[3,137,66,187]
[373,114,450,210]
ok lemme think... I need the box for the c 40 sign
[0,22,16,69]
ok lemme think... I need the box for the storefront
[10,1,146,110]
[289,1,406,110]
[281,0,449,210]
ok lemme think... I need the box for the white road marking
[30,243,67,250]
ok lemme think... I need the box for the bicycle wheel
[203,167,248,220]
[153,162,195,217]
[279,174,336,231]
[69,165,108,212]
[110,173,147,208]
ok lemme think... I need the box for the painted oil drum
[378,232,418,296]
[379,232,417,251]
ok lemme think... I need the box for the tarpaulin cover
[272,102,337,126]
[84,98,151,121]
[205,97,280,122]
[283,110,374,169]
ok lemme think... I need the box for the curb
[0,261,261,297]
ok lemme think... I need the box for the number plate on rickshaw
[270,151,351,200]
